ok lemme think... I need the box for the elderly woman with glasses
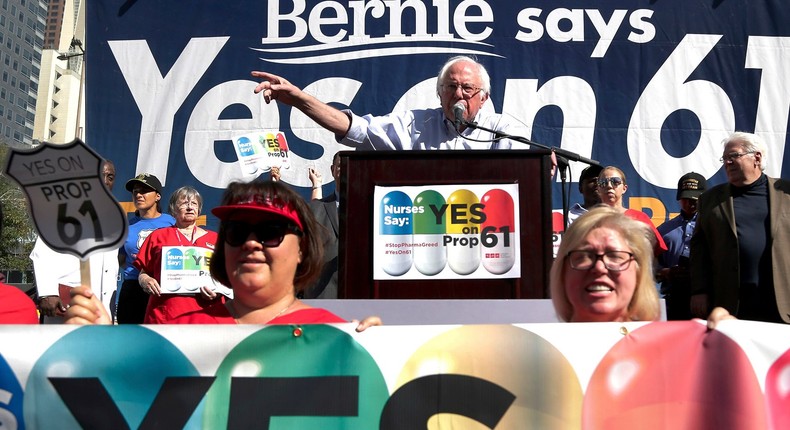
[65,181,358,326]
[596,166,667,256]
[134,186,223,324]
[551,206,661,322]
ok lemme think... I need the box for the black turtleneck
[731,174,781,321]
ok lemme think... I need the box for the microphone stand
[461,119,601,230]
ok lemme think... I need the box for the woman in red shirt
[135,186,223,323]
[65,181,345,325]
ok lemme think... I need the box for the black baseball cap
[125,173,163,194]
[579,164,604,182]
[676,172,707,200]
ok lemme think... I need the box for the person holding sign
[550,206,661,322]
[135,186,223,324]
[31,160,120,322]
[67,181,346,325]
[116,173,176,324]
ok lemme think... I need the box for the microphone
[452,102,466,129]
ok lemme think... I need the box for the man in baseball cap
[656,172,707,319]
[676,172,706,201]
[567,164,604,225]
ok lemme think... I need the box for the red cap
[212,196,303,230]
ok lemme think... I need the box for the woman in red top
[135,186,223,323]
[65,180,346,325]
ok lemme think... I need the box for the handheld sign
[4,139,128,259]
[232,130,291,177]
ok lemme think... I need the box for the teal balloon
[24,326,201,429]
[204,325,388,429]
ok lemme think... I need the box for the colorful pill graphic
[379,191,414,276]
[164,248,184,292]
[413,190,448,276]
[183,248,200,291]
[446,189,481,275]
[480,189,516,274]
[234,136,259,175]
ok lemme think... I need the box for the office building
[0,0,48,148]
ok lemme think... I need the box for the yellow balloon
[396,325,582,429]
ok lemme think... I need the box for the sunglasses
[597,177,624,188]
[224,221,302,247]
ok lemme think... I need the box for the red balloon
[584,321,766,430]
[766,347,790,428]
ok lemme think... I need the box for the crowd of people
[0,55,782,329]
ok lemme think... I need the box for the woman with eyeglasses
[596,166,667,256]
[66,181,352,325]
[116,174,176,324]
[134,186,224,324]
[551,206,661,322]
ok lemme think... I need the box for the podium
[338,150,553,299]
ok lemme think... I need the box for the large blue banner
[86,0,790,230]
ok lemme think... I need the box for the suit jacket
[305,194,339,299]
[690,176,790,322]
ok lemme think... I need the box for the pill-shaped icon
[379,191,414,276]
[480,189,516,274]
[413,190,447,276]
[446,189,481,275]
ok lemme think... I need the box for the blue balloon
[0,352,26,430]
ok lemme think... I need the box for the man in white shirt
[252,56,556,161]
[32,160,120,322]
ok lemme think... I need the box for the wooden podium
[337,150,553,299]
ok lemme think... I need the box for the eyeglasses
[719,151,755,163]
[224,221,302,247]
[567,250,635,271]
[132,187,155,195]
[440,83,483,97]
[178,201,199,209]
[597,177,624,188]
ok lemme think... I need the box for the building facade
[0,0,48,148]
[33,0,84,146]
